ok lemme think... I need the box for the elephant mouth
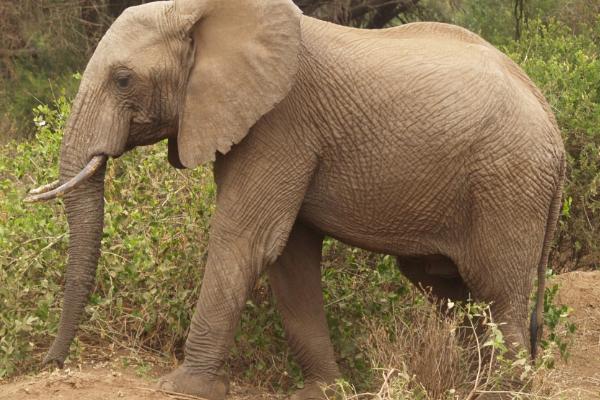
[24,154,108,203]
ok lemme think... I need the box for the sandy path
[0,365,279,400]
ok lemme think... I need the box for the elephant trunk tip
[42,340,69,369]
[42,349,67,369]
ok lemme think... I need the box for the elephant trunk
[43,106,107,367]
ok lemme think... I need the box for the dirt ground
[1,271,599,400]
[537,271,600,399]
[0,365,278,400]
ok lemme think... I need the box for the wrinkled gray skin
[40,0,565,399]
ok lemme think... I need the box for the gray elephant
[27,0,565,398]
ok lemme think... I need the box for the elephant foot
[289,381,333,400]
[157,365,229,400]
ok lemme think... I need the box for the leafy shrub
[412,0,600,45]
[503,19,600,269]
[540,271,576,364]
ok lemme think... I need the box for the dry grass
[325,293,553,400]
[322,277,600,400]
[366,299,496,399]
[364,300,479,399]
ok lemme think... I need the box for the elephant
[26,0,565,398]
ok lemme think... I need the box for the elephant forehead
[85,1,181,75]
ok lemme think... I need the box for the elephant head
[26,0,302,366]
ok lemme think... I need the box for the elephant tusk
[28,180,60,195]
[24,155,107,203]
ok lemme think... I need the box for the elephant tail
[530,153,565,359]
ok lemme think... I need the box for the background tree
[514,0,526,39]
[295,0,421,28]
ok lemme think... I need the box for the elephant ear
[174,0,302,168]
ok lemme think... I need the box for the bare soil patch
[539,271,600,399]
[0,363,279,400]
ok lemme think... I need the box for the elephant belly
[299,153,469,257]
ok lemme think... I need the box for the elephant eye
[116,76,130,89]
[113,69,134,91]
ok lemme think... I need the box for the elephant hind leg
[456,211,547,399]
[396,254,471,304]
[268,222,341,400]
[460,225,543,357]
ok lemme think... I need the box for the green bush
[503,19,600,269]
[412,0,600,45]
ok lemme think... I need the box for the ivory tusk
[24,155,107,203]
[28,180,60,195]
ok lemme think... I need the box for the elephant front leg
[157,239,254,399]
[158,155,318,399]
